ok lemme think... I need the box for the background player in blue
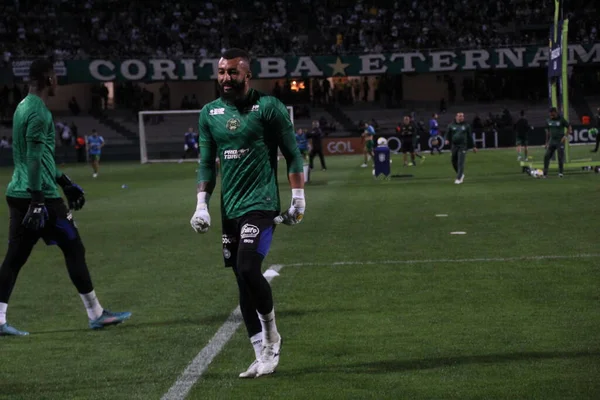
[429,113,442,155]
[0,59,131,336]
[87,130,104,178]
[183,126,199,159]
[361,122,375,167]
[295,128,308,162]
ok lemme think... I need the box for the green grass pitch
[0,145,599,400]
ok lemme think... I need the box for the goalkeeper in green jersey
[189,48,305,378]
[543,107,572,178]
[0,59,131,337]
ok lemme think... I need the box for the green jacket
[444,122,474,148]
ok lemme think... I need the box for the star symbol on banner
[328,57,350,76]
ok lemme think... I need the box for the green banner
[9,43,600,83]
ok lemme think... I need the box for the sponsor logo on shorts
[222,235,236,244]
[223,248,231,259]
[240,224,260,239]
[66,212,78,228]
[243,239,254,244]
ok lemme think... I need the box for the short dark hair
[29,58,54,86]
[222,48,250,63]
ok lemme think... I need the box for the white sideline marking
[281,253,600,268]
[161,264,283,400]
[162,252,600,398]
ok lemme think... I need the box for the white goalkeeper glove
[190,192,211,233]
[274,189,305,225]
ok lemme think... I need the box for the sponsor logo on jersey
[209,108,225,115]
[243,239,254,244]
[251,105,260,112]
[223,148,249,160]
[240,223,260,239]
[226,118,241,131]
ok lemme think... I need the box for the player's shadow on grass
[110,308,352,331]
[279,350,600,376]
[32,327,90,335]
[32,314,236,334]
[115,314,239,330]
[306,180,328,186]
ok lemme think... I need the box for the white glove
[274,189,305,225]
[190,192,211,233]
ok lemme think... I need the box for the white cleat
[93,173,98,178]
[239,359,260,379]
[458,174,464,184]
[256,334,282,377]
[361,163,368,168]
[454,179,461,184]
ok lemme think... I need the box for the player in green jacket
[444,112,477,184]
[543,107,572,178]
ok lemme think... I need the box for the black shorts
[401,140,414,153]
[7,196,79,247]
[221,210,278,268]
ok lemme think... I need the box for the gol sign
[322,138,364,155]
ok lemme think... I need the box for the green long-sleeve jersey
[6,93,62,199]
[197,88,303,220]
[444,122,474,149]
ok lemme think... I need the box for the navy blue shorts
[7,196,79,247]
[221,210,278,268]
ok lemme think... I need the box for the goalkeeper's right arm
[196,107,217,196]
[191,109,217,233]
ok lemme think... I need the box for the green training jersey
[444,122,474,148]
[6,94,61,199]
[546,117,569,144]
[197,88,303,220]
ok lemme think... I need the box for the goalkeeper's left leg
[232,210,281,377]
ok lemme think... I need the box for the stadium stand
[0,0,597,144]
[0,0,596,63]
[51,113,133,145]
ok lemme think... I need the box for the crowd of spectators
[0,0,597,63]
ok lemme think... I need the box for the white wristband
[197,192,211,209]
[291,188,304,199]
